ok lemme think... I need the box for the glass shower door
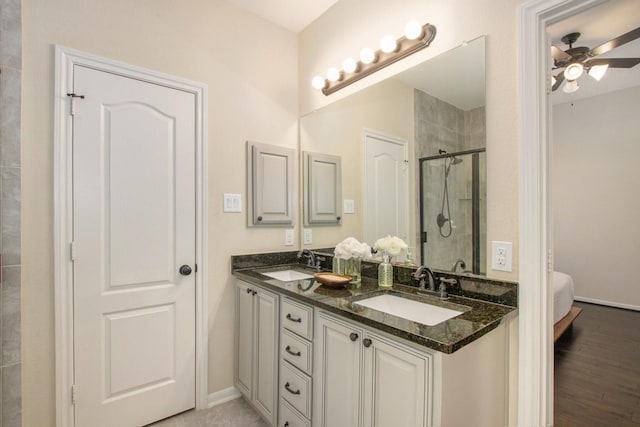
[419,149,486,274]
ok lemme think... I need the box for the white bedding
[553,271,575,324]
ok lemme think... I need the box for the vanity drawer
[280,361,312,418]
[281,329,312,374]
[279,399,310,427]
[281,298,313,340]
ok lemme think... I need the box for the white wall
[553,86,640,309]
[22,1,298,425]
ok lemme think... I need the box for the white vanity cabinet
[312,309,509,427]
[235,280,279,425]
[313,310,432,427]
[278,298,314,427]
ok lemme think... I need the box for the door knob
[179,265,192,276]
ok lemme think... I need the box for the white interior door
[72,65,196,427]
[364,131,409,244]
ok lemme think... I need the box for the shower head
[451,156,463,165]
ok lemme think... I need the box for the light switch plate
[285,229,294,246]
[223,193,242,213]
[344,199,355,214]
[491,241,512,272]
[303,228,313,244]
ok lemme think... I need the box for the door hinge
[70,241,76,261]
[71,384,78,405]
[547,249,553,273]
[66,93,85,116]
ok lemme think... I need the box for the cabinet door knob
[285,345,302,357]
[257,216,263,222]
[363,338,372,348]
[337,216,341,221]
[349,332,359,342]
[284,382,301,395]
[246,288,252,294]
[286,313,302,323]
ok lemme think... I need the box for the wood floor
[554,301,640,426]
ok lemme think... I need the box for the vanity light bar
[314,23,437,96]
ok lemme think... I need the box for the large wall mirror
[300,36,486,276]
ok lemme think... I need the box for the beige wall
[553,86,640,308]
[22,0,298,424]
[299,0,522,282]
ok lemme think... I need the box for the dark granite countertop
[233,263,517,354]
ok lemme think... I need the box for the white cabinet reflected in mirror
[299,36,486,276]
[303,152,342,225]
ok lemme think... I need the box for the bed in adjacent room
[553,271,582,342]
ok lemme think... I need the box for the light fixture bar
[321,23,437,96]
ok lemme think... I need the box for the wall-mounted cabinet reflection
[247,141,295,227]
[303,152,342,225]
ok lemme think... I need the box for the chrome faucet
[451,258,466,273]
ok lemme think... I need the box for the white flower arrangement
[334,237,372,260]
[373,235,408,257]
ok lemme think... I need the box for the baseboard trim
[575,296,640,312]
[207,387,241,408]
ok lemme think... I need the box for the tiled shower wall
[0,0,22,425]
[414,89,486,270]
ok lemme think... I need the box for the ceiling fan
[551,26,640,93]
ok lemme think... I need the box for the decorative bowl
[314,272,352,288]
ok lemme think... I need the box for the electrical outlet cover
[303,228,313,244]
[285,229,294,246]
[491,241,512,272]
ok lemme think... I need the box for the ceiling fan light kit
[551,26,640,93]
[562,79,579,94]
[588,64,609,81]
[563,62,584,80]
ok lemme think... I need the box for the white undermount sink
[261,270,314,281]
[355,294,463,326]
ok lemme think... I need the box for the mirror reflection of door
[363,130,409,245]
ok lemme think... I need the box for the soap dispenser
[378,252,393,288]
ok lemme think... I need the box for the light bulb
[342,57,358,74]
[380,35,397,53]
[563,63,584,81]
[326,67,341,82]
[562,79,579,94]
[360,47,377,64]
[403,20,423,40]
[588,64,608,81]
[312,75,326,90]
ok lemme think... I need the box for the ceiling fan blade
[589,26,640,57]
[586,57,640,68]
[552,72,564,91]
[551,45,571,62]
